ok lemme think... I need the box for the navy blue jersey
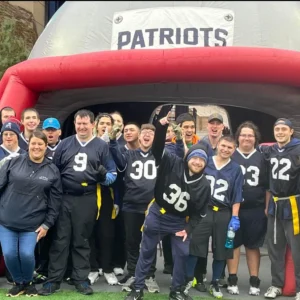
[260,139,300,197]
[232,149,268,208]
[53,135,116,194]
[154,150,211,218]
[0,145,26,161]
[109,139,156,213]
[205,156,244,208]
[19,133,29,151]
[45,140,62,160]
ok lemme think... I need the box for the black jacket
[0,154,62,232]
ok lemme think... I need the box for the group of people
[0,105,299,300]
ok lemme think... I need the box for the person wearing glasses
[226,122,269,296]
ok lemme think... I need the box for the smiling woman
[0,130,62,297]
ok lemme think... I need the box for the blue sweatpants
[134,202,189,291]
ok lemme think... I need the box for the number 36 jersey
[260,139,300,197]
[204,156,244,208]
[154,149,211,218]
[53,135,116,194]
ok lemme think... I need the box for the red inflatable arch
[1,46,300,119]
[0,46,299,295]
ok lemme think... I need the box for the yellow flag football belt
[274,195,300,235]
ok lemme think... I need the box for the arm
[152,122,168,165]
[172,124,185,158]
[232,203,240,217]
[52,141,64,172]
[265,190,272,216]
[109,139,128,171]
[100,143,117,186]
[0,159,10,193]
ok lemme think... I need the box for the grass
[0,289,230,300]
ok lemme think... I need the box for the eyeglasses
[2,132,16,137]
[239,134,255,138]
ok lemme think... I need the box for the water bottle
[225,227,235,249]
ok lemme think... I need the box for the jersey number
[240,165,260,186]
[73,153,87,172]
[206,175,229,202]
[163,184,190,212]
[130,160,156,180]
[270,158,291,180]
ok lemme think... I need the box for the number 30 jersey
[260,139,300,197]
[109,139,156,213]
[53,135,116,194]
[232,149,268,208]
[204,156,244,208]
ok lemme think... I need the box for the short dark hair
[110,111,123,120]
[1,107,16,116]
[74,109,95,123]
[176,113,195,127]
[124,122,140,130]
[219,135,236,146]
[141,123,156,132]
[29,130,48,145]
[235,121,261,147]
[21,108,40,121]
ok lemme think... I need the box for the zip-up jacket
[0,154,62,232]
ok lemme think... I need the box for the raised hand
[108,124,121,140]
[159,111,172,126]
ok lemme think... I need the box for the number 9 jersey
[53,135,116,194]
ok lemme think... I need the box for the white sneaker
[98,268,103,276]
[88,272,99,285]
[210,284,223,299]
[249,286,260,296]
[184,281,193,295]
[264,286,282,299]
[295,292,300,300]
[145,277,160,293]
[113,267,124,276]
[104,272,118,285]
[227,285,239,295]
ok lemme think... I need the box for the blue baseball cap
[42,118,61,130]
[274,118,293,129]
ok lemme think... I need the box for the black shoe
[118,274,134,285]
[194,282,207,292]
[125,289,144,300]
[6,283,25,297]
[169,288,193,300]
[163,265,173,275]
[24,282,38,297]
[75,282,93,295]
[38,282,60,296]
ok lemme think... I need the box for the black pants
[47,193,97,283]
[123,211,156,277]
[90,188,115,273]
[162,235,174,269]
[112,211,127,269]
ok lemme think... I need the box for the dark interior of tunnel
[61,102,276,143]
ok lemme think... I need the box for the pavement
[0,246,293,300]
